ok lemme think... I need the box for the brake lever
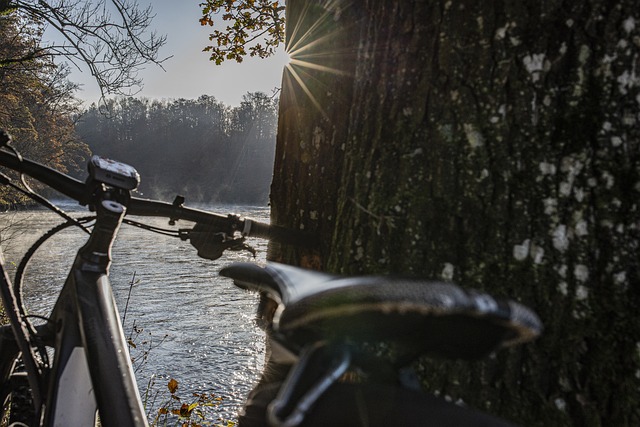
[182,224,256,260]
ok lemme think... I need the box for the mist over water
[0,202,270,422]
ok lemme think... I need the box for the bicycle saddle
[220,262,542,359]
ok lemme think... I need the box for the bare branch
[7,0,169,97]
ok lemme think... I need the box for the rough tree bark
[269,1,640,426]
[268,1,359,268]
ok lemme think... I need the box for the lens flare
[280,2,355,119]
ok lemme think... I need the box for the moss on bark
[271,1,640,425]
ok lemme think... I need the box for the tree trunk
[269,1,640,425]
[268,0,360,268]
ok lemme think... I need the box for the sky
[53,0,289,107]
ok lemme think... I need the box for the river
[0,202,270,424]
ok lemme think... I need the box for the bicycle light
[88,155,140,190]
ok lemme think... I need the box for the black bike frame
[0,199,147,426]
[44,199,146,426]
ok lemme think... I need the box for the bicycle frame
[1,200,147,426]
[0,140,315,426]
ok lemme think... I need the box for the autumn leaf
[177,402,196,417]
[168,378,179,394]
[200,17,213,26]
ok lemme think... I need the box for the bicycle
[0,130,542,426]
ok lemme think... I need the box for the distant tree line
[76,93,278,205]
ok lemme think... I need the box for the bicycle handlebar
[0,148,318,248]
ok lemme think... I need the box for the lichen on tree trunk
[270,1,640,425]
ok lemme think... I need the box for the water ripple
[0,205,271,422]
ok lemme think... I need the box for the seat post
[268,342,351,427]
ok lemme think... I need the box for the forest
[76,93,278,205]
[1,9,278,207]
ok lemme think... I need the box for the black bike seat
[220,262,542,359]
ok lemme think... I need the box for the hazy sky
[56,0,289,107]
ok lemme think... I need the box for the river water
[0,202,270,424]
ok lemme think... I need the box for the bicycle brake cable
[12,217,181,366]
[13,216,181,324]
[13,216,96,368]
[14,216,96,297]
[122,218,182,238]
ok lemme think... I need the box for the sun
[280,2,355,119]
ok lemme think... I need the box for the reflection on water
[0,202,270,422]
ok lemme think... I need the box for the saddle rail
[220,262,542,427]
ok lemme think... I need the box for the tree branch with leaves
[200,0,285,65]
